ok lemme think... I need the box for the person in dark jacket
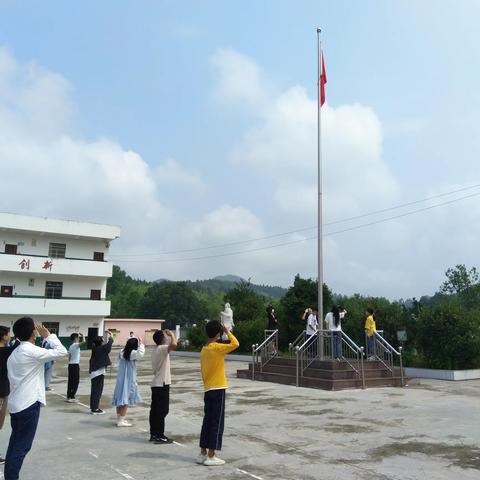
[89,331,113,415]
[0,326,19,464]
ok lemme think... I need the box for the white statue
[220,303,234,340]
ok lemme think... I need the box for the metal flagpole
[317,28,324,360]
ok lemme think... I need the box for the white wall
[1,273,107,298]
[1,231,110,261]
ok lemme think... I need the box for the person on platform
[4,318,67,480]
[266,304,278,332]
[197,321,239,466]
[149,329,177,444]
[324,306,347,361]
[89,331,113,415]
[111,337,145,427]
[365,308,377,360]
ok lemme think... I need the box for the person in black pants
[66,333,86,402]
[0,326,19,465]
[89,331,113,415]
[149,329,177,444]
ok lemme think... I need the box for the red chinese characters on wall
[18,258,30,270]
[42,260,54,271]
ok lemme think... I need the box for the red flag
[320,52,327,106]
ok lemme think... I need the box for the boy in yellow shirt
[197,321,239,467]
[365,308,377,360]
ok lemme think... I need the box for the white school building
[0,212,120,345]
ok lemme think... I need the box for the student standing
[197,321,239,467]
[149,330,177,444]
[5,318,67,480]
[365,308,377,360]
[0,326,19,465]
[111,337,145,427]
[41,334,55,391]
[324,306,346,361]
[89,331,113,415]
[66,333,86,403]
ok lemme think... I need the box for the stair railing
[295,330,365,388]
[339,331,366,389]
[288,330,307,357]
[366,330,404,387]
[295,331,319,386]
[251,329,278,380]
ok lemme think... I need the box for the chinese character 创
[18,259,30,270]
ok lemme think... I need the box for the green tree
[223,280,265,325]
[277,275,332,349]
[439,264,480,308]
[140,281,208,329]
[416,301,480,369]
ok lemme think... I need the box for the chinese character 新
[42,260,53,271]
[18,259,30,270]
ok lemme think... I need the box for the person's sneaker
[203,455,225,466]
[149,435,158,442]
[0,456,5,465]
[66,398,78,403]
[196,453,207,464]
[45,387,52,391]
[91,409,105,415]
[154,436,173,444]
[117,420,132,427]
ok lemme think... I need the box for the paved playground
[0,351,478,480]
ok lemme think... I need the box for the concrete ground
[0,350,478,480]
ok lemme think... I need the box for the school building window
[45,281,63,299]
[48,242,66,258]
[4,244,18,254]
[90,289,101,300]
[42,322,60,335]
[93,251,104,261]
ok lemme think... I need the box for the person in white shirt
[305,309,319,355]
[324,306,347,360]
[149,329,177,444]
[66,333,86,402]
[5,317,67,480]
[306,310,318,337]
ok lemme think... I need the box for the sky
[1,0,480,299]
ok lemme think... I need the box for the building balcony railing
[0,253,113,278]
[0,251,106,262]
[0,296,111,317]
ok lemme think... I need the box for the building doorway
[0,286,13,297]
[87,327,99,349]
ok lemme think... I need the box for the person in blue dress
[112,336,145,427]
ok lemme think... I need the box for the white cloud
[210,48,268,109]
[2,45,478,299]
[210,47,480,298]
[155,157,206,190]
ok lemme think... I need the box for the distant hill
[213,274,245,283]
[188,276,287,299]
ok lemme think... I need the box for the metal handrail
[251,329,278,380]
[366,331,404,387]
[295,329,365,388]
[288,330,306,357]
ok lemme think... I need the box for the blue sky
[1,1,479,298]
